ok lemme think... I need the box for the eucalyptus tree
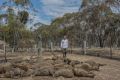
[79,0,120,57]
[12,0,31,7]
[105,13,120,57]
[0,0,31,52]
[79,0,119,46]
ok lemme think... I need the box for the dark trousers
[62,48,67,58]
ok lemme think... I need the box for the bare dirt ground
[0,51,120,80]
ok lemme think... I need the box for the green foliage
[18,11,29,24]
[13,0,31,6]
[0,8,32,48]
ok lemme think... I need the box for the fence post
[83,40,87,55]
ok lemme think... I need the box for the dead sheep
[11,58,23,63]
[4,68,25,78]
[54,69,74,78]
[0,62,12,74]
[23,69,34,77]
[32,62,53,69]
[85,61,101,71]
[44,59,54,65]
[74,63,92,71]
[0,66,4,74]
[54,63,73,71]
[63,58,71,64]
[0,74,5,78]
[73,68,95,78]
[70,60,81,67]
[34,66,54,76]
[4,70,14,78]
[52,56,63,61]
[53,59,64,65]
[12,62,31,71]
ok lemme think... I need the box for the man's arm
[61,40,63,48]
[66,39,69,48]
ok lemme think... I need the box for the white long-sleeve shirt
[61,39,68,48]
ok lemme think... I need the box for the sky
[0,0,81,27]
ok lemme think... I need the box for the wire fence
[0,43,120,61]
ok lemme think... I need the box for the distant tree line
[0,0,120,53]
[36,0,120,49]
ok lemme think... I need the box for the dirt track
[0,52,120,80]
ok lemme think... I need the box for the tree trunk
[110,36,113,58]
[4,32,7,62]
[4,43,7,62]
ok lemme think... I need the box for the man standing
[61,36,69,58]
